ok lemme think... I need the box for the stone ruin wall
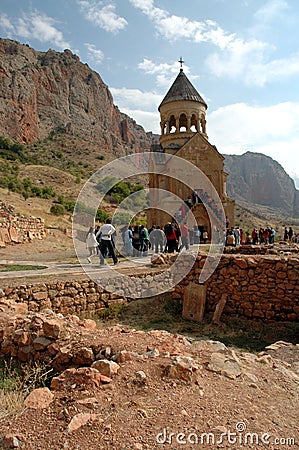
[0,269,170,317]
[0,280,127,316]
[0,253,298,322]
[0,201,45,246]
[173,254,299,322]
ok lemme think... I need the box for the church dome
[158,69,207,111]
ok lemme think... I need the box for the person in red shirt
[164,223,178,253]
[180,222,190,250]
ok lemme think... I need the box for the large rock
[24,387,54,409]
[67,413,103,433]
[207,352,242,379]
[91,359,120,377]
[165,356,201,382]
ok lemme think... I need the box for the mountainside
[0,38,298,221]
[0,38,152,156]
[224,152,299,219]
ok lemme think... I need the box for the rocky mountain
[0,38,298,220]
[224,152,299,219]
[0,38,153,156]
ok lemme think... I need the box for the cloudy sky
[1,0,299,186]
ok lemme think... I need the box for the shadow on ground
[91,293,299,353]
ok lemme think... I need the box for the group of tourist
[85,219,210,263]
[225,226,276,246]
[283,227,297,242]
[86,218,298,264]
[225,225,298,246]
[173,189,225,227]
[120,222,209,257]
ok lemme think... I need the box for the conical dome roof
[158,69,207,111]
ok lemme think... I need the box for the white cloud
[84,43,104,64]
[129,0,165,21]
[110,87,162,110]
[110,87,161,132]
[138,59,182,87]
[206,38,270,81]
[131,0,299,90]
[130,0,275,88]
[0,11,70,49]
[78,1,127,33]
[208,45,299,87]
[208,102,299,180]
[254,0,289,22]
[0,14,14,33]
[121,108,160,133]
[130,0,237,47]
[245,53,299,86]
[19,13,69,48]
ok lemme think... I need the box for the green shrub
[50,204,65,216]
[97,176,144,205]
[96,209,110,223]
[0,137,26,162]
[41,186,55,199]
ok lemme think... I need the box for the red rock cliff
[0,39,153,156]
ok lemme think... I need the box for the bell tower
[159,58,208,153]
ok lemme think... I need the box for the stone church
[148,63,235,237]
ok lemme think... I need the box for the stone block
[182,283,207,322]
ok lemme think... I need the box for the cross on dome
[178,56,184,71]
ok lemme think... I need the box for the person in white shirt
[85,227,99,263]
[96,219,118,265]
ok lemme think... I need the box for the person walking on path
[179,222,190,250]
[139,224,149,256]
[96,219,118,265]
[164,223,178,253]
[150,226,166,253]
[124,224,133,256]
[85,227,99,263]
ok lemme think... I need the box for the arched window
[190,114,198,132]
[169,115,176,133]
[179,113,187,132]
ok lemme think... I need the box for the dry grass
[0,359,54,420]
[0,390,26,419]
[0,188,72,228]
